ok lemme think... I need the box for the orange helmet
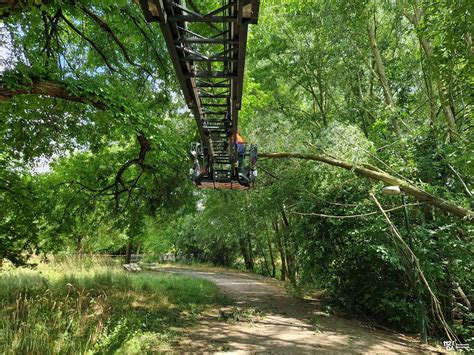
[236,132,245,144]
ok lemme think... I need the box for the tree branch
[59,11,117,73]
[370,193,458,341]
[291,202,427,219]
[63,134,153,215]
[80,5,152,76]
[259,152,474,221]
[0,79,107,109]
[123,8,167,74]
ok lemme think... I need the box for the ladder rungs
[175,38,239,45]
[202,103,228,107]
[200,94,229,98]
[180,56,238,63]
[204,111,228,115]
[168,15,238,23]
[186,71,236,79]
[197,83,230,88]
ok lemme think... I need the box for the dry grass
[0,256,226,354]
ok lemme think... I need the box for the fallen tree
[259,152,473,222]
[2,74,471,222]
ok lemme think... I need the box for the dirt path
[152,266,443,354]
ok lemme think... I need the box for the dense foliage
[0,0,197,264]
[1,0,472,346]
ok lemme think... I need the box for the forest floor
[151,265,445,354]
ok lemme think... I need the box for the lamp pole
[382,186,428,344]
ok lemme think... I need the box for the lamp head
[382,185,401,196]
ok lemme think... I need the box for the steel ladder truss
[139,0,260,189]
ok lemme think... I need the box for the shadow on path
[150,266,444,354]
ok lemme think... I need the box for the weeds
[0,256,224,354]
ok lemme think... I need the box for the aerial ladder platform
[138,0,260,190]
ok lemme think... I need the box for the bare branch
[370,193,459,341]
[291,202,427,219]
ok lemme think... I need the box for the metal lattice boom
[139,0,260,189]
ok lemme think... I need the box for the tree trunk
[367,21,394,106]
[239,237,254,271]
[247,233,254,271]
[438,84,458,141]
[239,238,250,270]
[267,236,276,278]
[281,208,290,227]
[454,283,472,310]
[367,18,401,136]
[273,220,289,281]
[76,235,83,255]
[280,209,296,283]
[125,240,133,264]
[259,241,271,276]
[356,70,370,137]
[401,5,458,141]
[420,58,437,125]
[259,152,474,221]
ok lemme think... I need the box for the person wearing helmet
[235,130,248,183]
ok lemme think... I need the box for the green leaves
[0,0,195,264]
[0,0,472,343]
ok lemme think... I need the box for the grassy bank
[0,257,226,354]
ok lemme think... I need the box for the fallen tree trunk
[259,152,473,222]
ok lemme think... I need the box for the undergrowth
[0,256,226,354]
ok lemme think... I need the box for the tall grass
[0,256,225,354]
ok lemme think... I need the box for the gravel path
[152,266,443,354]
